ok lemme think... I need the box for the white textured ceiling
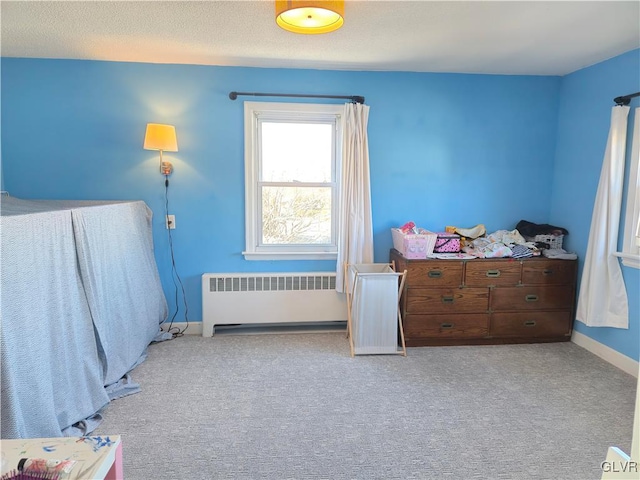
[1,0,639,76]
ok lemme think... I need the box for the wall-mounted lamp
[275,0,344,34]
[143,123,178,175]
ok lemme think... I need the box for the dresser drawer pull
[428,270,442,278]
[486,269,501,278]
[524,320,537,327]
[525,294,539,302]
[543,269,554,275]
[441,295,455,304]
[441,323,455,329]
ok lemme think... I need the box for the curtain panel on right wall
[576,106,630,329]
[621,107,640,263]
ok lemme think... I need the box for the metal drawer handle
[524,320,537,327]
[486,269,501,278]
[441,323,454,329]
[525,294,539,302]
[543,269,554,275]
[441,295,455,304]
[428,270,442,278]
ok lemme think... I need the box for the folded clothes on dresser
[542,248,578,260]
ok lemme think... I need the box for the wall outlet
[166,215,176,229]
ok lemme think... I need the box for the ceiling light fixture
[275,1,344,34]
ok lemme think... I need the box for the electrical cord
[163,176,189,338]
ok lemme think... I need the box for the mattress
[0,197,168,438]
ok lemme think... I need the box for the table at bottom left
[0,435,122,480]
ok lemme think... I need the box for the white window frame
[242,101,343,261]
[616,106,640,269]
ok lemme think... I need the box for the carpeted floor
[94,332,636,480]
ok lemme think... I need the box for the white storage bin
[346,263,406,356]
[391,228,437,259]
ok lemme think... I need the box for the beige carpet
[95,333,636,480]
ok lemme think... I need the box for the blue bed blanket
[0,197,168,438]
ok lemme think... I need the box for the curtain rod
[614,91,640,106]
[229,91,365,104]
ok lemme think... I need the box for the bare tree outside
[262,186,331,244]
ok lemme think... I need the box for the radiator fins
[209,275,336,293]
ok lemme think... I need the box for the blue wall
[2,54,636,361]
[0,58,560,323]
[552,49,640,361]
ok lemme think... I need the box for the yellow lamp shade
[275,0,344,34]
[143,123,178,152]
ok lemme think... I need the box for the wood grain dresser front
[390,249,578,347]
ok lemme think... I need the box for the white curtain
[576,106,630,328]
[629,108,640,248]
[335,103,374,293]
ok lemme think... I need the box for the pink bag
[433,232,461,253]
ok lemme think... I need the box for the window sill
[613,251,640,269]
[243,251,338,261]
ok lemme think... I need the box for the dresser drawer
[406,288,489,314]
[489,311,572,337]
[465,260,521,287]
[491,285,574,311]
[521,259,576,285]
[404,262,464,287]
[404,314,489,338]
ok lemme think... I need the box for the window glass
[261,122,333,182]
[261,186,332,245]
[243,102,342,260]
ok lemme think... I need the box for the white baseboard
[571,331,639,378]
[160,322,202,336]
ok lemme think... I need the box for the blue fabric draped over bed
[0,197,168,439]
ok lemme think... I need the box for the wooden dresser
[390,249,578,347]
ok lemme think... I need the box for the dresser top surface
[390,248,576,263]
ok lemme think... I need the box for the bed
[0,197,168,439]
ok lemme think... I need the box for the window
[618,106,640,269]
[243,102,342,260]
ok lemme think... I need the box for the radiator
[201,272,347,337]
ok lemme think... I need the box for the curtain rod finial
[614,92,640,106]
[229,92,238,101]
[614,96,630,106]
